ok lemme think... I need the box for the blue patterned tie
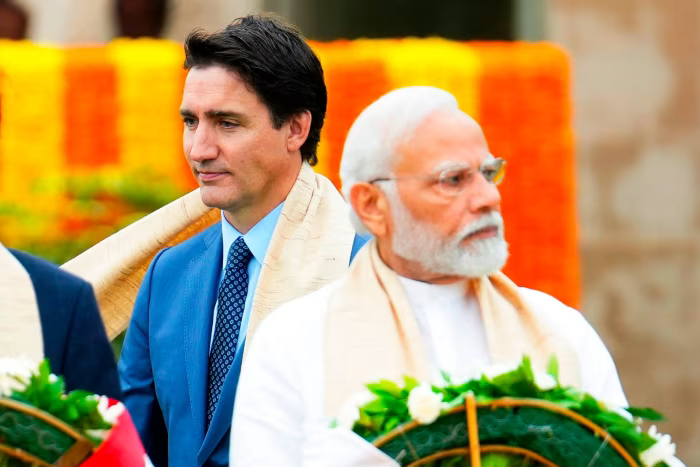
[206,236,253,427]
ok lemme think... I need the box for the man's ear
[349,183,390,238]
[286,110,312,153]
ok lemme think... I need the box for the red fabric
[81,410,146,467]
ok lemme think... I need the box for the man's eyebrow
[431,161,470,174]
[178,109,247,120]
[204,109,246,120]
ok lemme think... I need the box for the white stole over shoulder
[324,240,581,416]
[245,162,356,352]
[0,245,44,362]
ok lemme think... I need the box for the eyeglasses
[369,157,506,197]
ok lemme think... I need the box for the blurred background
[1,0,698,463]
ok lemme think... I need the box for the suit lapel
[182,225,222,450]
[197,336,246,465]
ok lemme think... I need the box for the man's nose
[468,173,502,212]
[187,126,218,162]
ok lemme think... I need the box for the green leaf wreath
[334,356,682,467]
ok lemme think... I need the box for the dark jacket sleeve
[61,281,122,400]
[8,249,121,399]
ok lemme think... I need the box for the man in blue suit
[118,15,367,467]
[7,247,122,399]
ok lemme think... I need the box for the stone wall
[12,0,265,43]
[547,0,700,462]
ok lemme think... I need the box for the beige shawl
[0,245,44,361]
[324,240,581,416]
[63,163,357,345]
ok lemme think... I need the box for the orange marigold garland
[311,40,392,187]
[64,46,119,168]
[474,42,579,308]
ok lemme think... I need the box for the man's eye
[482,168,497,181]
[221,121,239,129]
[183,117,196,128]
[440,170,468,187]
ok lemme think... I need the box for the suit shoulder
[9,249,89,296]
[152,223,220,268]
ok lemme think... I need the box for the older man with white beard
[230,86,627,466]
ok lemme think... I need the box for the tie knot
[227,236,253,269]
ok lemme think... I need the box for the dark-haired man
[117,15,366,467]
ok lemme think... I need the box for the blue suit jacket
[9,249,122,400]
[119,224,367,467]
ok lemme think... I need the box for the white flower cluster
[640,425,685,467]
[84,395,126,440]
[0,356,35,397]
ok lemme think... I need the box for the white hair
[339,86,459,232]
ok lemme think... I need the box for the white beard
[388,192,509,278]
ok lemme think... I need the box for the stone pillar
[11,0,266,44]
[163,0,265,41]
[547,0,700,463]
[14,0,114,43]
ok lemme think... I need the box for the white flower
[640,425,686,467]
[84,428,111,441]
[96,396,125,426]
[83,397,124,442]
[0,356,35,397]
[533,372,557,391]
[407,383,443,425]
[337,391,376,430]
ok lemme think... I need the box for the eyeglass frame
[367,157,506,196]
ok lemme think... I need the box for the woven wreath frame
[373,394,639,467]
[0,398,93,467]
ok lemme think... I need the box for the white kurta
[230,279,628,467]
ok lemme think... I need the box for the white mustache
[458,211,504,240]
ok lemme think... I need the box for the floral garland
[0,357,123,440]
[335,357,684,467]
[0,357,127,466]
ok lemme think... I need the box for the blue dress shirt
[210,204,285,353]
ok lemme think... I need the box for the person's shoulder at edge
[517,287,602,345]
[10,248,87,291]
[518,286,628,406]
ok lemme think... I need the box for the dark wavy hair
[184,14,327,166]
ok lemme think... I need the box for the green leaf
[402,375,420,392]
[440,370,452,386]
[367,379,402,398]
[546,355,560,382]
[626,406,665,421]
[384,416,401,432]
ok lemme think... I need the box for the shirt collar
[221,203,284,269]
